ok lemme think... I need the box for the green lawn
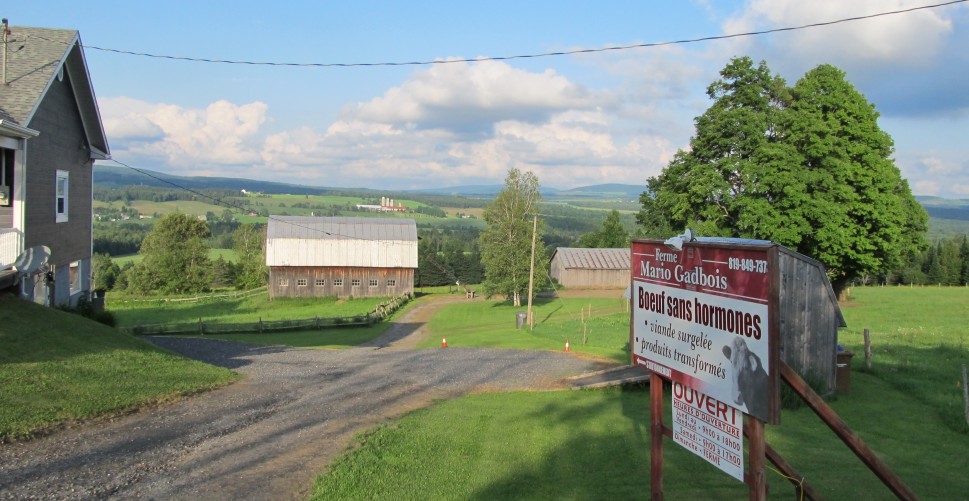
[0,294,238,440]
[419,296,631,362]
[311,286,969,499]
[109,291,392,326]
[112,247,239,266]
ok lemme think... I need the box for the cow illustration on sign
[722,337,768,419]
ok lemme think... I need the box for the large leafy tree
[480,168,549,306]
[639,57,926,294]
[126,212,212,295]
[787,64,926,292]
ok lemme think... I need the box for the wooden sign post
[631,237,779,499]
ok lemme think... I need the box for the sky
[6,1,969,197]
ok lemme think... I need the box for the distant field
[441,207,484,218]
[113,248,238,266]
[128,200,227,217]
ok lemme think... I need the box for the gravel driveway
[0,296,608,500]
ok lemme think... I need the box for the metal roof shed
[550,247,630,289]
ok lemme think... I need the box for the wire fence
[123,293,412,336]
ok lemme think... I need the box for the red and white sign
[672,382,744,482]
[632,240,774,422]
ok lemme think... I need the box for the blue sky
[7,1,969,197]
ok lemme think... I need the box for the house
[549,247,630,289]
[265,216,417,298]
[0,24,110,306]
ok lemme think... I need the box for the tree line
[94,213,267,295]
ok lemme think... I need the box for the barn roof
[552,248,630,270]
[266,216,417,241]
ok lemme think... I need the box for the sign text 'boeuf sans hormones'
[632,240,774,422]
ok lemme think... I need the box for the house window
[369,279,379,287]
[334,279,343,287]
[297,278,307,287]
[315,279,326,286]
[55,170,69,222]
[0,148,13,207]
[279,278,289,287]
[387,279,397,287]
[351,279,361,287]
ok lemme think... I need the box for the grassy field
[311,286,969,500]
[112,247,239,266]
[109,291,393,326]
[837,286,969,433]
[418,295,630,362]
[0,294,238,440]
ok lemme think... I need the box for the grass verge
[0,294,238,441]
[313,380,968,500]
[312,287,969,499]
[419,296,631,362]
[109,291,391,326]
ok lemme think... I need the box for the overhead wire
[21,0,967,68]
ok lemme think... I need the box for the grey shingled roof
[0,26,109,156]
[267,216,418,241]
[553,247,630,270]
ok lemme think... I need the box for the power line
[25,0,967,68]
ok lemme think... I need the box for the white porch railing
[0,228,23,268]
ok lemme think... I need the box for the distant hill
[93,166,969,236]
[553,184,643,199]
[93,165,377,196]
[916,196,969,222]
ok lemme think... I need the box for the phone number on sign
[728,257,767,273]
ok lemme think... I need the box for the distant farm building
[265,216,417,298]
[550,248,630,289]
[355,196,407,213]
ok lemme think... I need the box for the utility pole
[526,214,537,330]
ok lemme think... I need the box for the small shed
[550,247,630,289]
[773,244,848,395]
[266,216,417,299]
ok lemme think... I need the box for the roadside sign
[672,382,744,482]
[631,240,776,423]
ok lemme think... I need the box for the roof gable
[0,26,109,157]
[267,216,418,241]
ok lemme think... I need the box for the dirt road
[0,295,607,500]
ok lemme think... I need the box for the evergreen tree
[579,210,629,248]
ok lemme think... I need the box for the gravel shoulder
[0,295,611,501]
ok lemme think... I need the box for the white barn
[266,216,417,298]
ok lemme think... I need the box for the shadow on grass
[469,385,745,501]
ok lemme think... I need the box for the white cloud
[343,60,615,133]
[723,1,953,68]
[100,97,269,171]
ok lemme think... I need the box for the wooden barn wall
[554,267,629,289]
[269,266,414,299]
[551,251,630,288]
[777,252,839,394]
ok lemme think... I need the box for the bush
[57,294,117,327]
